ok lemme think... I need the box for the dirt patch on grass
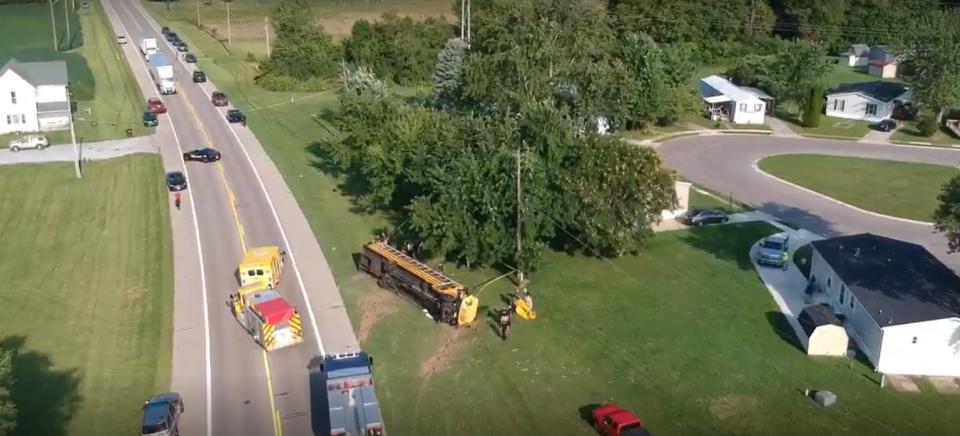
[357,289,400,345]
[709,395,758,421]
[420,327,472,378]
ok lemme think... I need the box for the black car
[183,147,221,163]
[871,119,897,132]
[142,392,183,436]
[161,26,170,36]
[211,91,228,106]
[226,109,246,124]
[184,53,197,63]
[175,42,188,52]
[165,32,178,42]
[678,208,729,226]
[166,171,188,191]
[143,110,158,127]
[192,70,207,83]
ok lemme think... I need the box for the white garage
[810,233,960,377]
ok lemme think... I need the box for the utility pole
[68,95,81,179]
[196,0,201,27]
[226,1,232,48]
[515,145,525,287]
[264,16,271,57]
[460,0,465,40]
[49,0,58,51]
[466,0,471,42]
[64,0,70,50]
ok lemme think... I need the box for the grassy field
[890,121,960,146]
[0,155,173,436]
[689,185,751,214]
[0,2,149,144]
[776,107,872,139]
[759,154,960,222]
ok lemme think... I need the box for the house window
[4,115,9,125]
[840,285,846,305]
[912,336,918,345]
[866,103,878,116]
[827,277,832,288]
[832,99,846,111]
[10,91,15,104]
[20,114,25,124]
[739,103,747,111]
[849,295,854,309]
[754,103,762,112]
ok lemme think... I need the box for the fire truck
[359,239,478,326]
[229,246,304,351]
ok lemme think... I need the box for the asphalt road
[101,1,361,435]
[659,134,960,271]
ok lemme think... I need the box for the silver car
[757,234,790,268]
[8,134,49,152]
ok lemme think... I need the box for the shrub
[254,73,329,92]
[245,51,258,63]
[917,115,938,137]
[803,85,824,128]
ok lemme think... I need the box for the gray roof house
[867,46,899,78]
[0,58,71,134]
[841,44,871,67]
[808,233,960,376]
[824,81,912,123]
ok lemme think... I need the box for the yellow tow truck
[229,246,304,351]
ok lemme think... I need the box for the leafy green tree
[917,115,939,137]
[803,85,824,127]
[766,41,832,105]
[343,14,451,85]
[783,0,850,47]
[258,0,339,83]
[0,348,15,436]
[431,38,469,109]
[339,64,388,99]
[933,176,960,251]
[900,10,960,122]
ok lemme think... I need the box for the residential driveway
[0,135,156,166]
[658,134,960,271]
[858,126,894,144]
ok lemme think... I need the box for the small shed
[841,44,870,67]
[798,304,849,356]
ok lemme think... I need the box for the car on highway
[166,171,188,191]
[226,109,246,124]
[118,35,127,45]
[147,97,167,114]
[7,134,49,152]
[165,32,178,42]
[141,392,183,436]
[192,70,206,83]
[757,233,790,268]
[592,404,653,436]
[184,53,197,63]
[183,147,221,163]
[871,119,897,132]
[161,26,171,36]
[678,208,728,226]
[175,41,188,52]
[211,91,228,106]
[143,110,159,127]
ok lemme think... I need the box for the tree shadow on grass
[578,403,600,427]
[765,311,805,353]
[755,202,842,238]
[1,336,81,436]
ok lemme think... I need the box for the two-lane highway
[101,1,362,435]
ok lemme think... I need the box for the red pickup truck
[592,404,653,436]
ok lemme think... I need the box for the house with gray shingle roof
[867,46,899,78]
[0,58,70,135]
[841,44,871,67]
[824,81,913,123]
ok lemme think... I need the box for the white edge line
[128,0,327,357]
[105,2,213,436]
[750,158,935,226]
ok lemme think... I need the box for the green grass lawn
[136,10,960,434]
[823,62,900,89]
[0,155,173,436]
[0,3,87,78]
[890,121,960,146]
[689,185,751,214]
[759,154,960,222]
[775,106,872,139]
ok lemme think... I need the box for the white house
[825,81,912,123]
[809,234,960,377]
[0,58,70,135]
[841,44,870,67]
[867,46,898,78]
[698,75,769,125]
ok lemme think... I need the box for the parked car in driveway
[192,70,206,83]
[8,134,49,152]
[143,110,159,127]
[183,147,221,163]
[141,392,183,436]
[757,233,790,268]
[678,208,729,226]
[871,119,897,132]
[147,97,167,114]
[592,404,653,436]
[184,53,197,63]
[166,171,187,191]
[211,91,228,106]
[226,109,246,124]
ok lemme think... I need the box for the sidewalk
[859,127,894,144]
[0,135,156,166]
[765,117,801,138]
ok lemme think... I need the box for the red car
[211,91,228,107]
[592,404,652,436]
[147,97,167,114]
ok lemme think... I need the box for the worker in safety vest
[174,191,182,210]
[781,251,790,271]
[498,307,511,340]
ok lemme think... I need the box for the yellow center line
[179,88,281,436]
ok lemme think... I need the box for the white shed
[810,234,960,377]
[698,75,767,125]
[841,44,870,67]
[825,82,912,123]
[798,304,849,356]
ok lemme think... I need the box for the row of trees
[0,348,15,436]
[325,0,679,269]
